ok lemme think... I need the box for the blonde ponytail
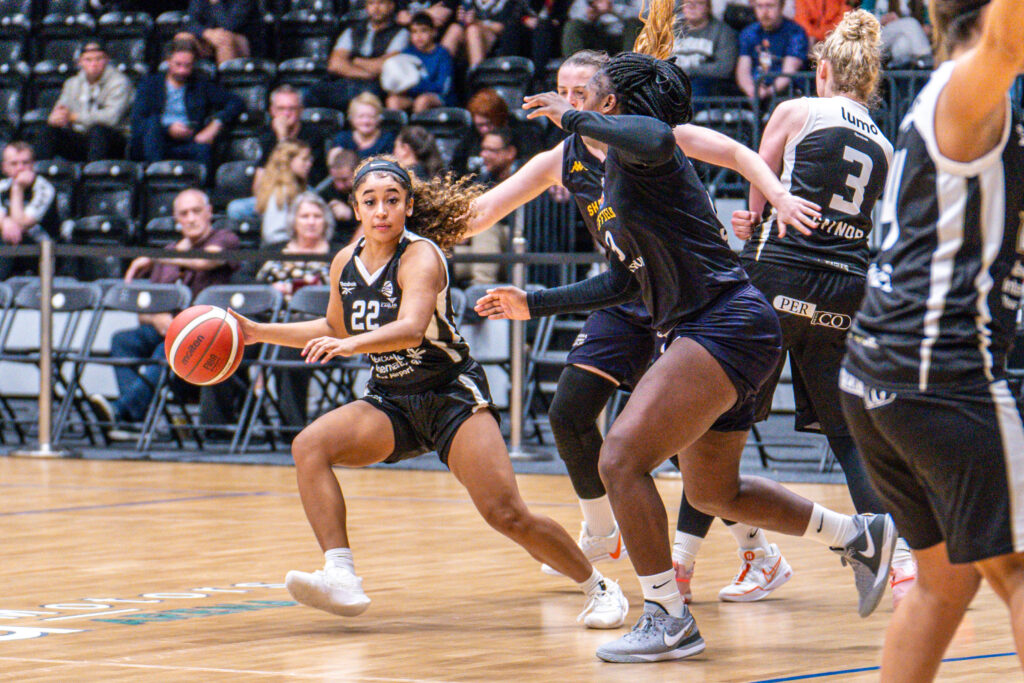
[813,9,883,105]
[632,0,677,61]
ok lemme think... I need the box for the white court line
[42,609,139,622]
[0,657,442,682]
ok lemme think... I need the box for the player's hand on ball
[475,286,530,320]
[303,336,356,363]
[227,308,260,345]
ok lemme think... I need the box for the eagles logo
[381,281,394,298]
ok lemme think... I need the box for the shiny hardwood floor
[0,457,1017,682]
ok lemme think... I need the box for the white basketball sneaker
[577,578,629,629]
[718,543,793,602]
[285,565,371,616]
[542,522,628,576]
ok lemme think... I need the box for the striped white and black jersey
[339,231,470,393]
[846,61,1024,391]
[744,96,893,277]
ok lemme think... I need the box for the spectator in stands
[873,0,932,66]
[736,0,809,101]
[89,189,239,440]
[385,13,455,113]
[330,92,396,160]
[794,0,851,44]
[397,0,456,28]
[315,147,360,245]
[0,141,58,280]
[393,125,444,178]
[256,140,313,245]
[673,0,739,97]
[454,127,517,287]
[560,0,642,58]
[452,87,508,176]
[255,191,333,428]
[128,40,244,167]
[305,0,409,111]
[176,0,258,65]
[37,39,132,163]
[443,0,526,67]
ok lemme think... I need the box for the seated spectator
[255,191,333,428]
[176,0,257,64]
[256,140,313,245]
[736,0,809,101]
[305,0,409,111]
[393,125,444,178]
[560,0,642,57]
[443,0,526,67]
[330,92,397,160]
[453,127,516,287]
[794,0,851,44]
[0,141,58,280]
[37,39,132,163]
[874,0,931,65]
[673,0,739,97]
[88,189,239,440]
[397,0,456,28]
[129,40,244,167]
[315,147,360,245]
[451,87,508,176]
[385,13,455,113]
[227,85,328,221]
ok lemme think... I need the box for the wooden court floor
[0,457,1018,682]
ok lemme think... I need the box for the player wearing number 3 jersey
[228,157,630,631]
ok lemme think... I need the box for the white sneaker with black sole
[285,565,371,617]
[595,601,705,663]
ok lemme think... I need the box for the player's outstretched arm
[464,145,564,238]
[743,99,810,239]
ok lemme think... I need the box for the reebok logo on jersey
[341,281,357,296]
[628,257,645,273]
[772,295,817,318]
[570,160,587,174]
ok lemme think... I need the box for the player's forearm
[345,319,425,354]
[250,318,337,348]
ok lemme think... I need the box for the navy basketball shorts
[564,304,657,390]
[360,361,499,466]
[744,260,866,436]
[839,365,1024,563]
[653,282,783,432]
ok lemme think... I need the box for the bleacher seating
[98,12,153,66]
[80,159,142,218]
[143,160,208,223]
[36,12,94,64]
[34,158,78,224]
[275,11,339,63]
[410,107,472,165]
[219,58,277,113]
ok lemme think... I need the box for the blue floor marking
[750,652,1017,682]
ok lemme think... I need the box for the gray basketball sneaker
[833,513,897,618]
[595,601,705,663]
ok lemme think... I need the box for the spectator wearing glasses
[673,0,740,97]
[37,39,133,163]
[736,0,809,101]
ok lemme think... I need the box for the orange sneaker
[673,561,694,604]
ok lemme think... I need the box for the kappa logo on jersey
[865,388,897,410]
[570,160,587,174]
[772,295,817,317]
[627,257,645,273]
[340,281,357,296]
[811,311,853,330]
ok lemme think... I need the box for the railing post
[10,239,74,458]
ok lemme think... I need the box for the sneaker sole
[596,634,706,663]
[718,565,794,603]
[285,571,371,617]
[859,516,897,618]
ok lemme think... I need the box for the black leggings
[548,365,619,500]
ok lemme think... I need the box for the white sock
[324,547,355,574]
[672,530,703,571]
[804,503,859,548]
[638,568,684,617]
[579,569,606,596]
[729,522,769,551]
[579,495,616,537]
[893,537,915,569]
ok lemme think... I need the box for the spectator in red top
[795,0,852,43]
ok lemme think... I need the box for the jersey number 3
[350,300,380,331]
[829,146,874,215]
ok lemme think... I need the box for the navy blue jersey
[743,96,893,277]
[339,231,471,393]
[846,62,1024,390]
[561,133,651,323]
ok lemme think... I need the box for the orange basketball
[164,305,244,386]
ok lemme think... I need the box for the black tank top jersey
[561,134,651,322]
[743,97,893,277]
[846,62,1024,391]
[339,231,471,393]
[598,146,747,332]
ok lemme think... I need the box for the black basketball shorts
[564,304,657,390]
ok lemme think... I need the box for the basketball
[164,305,244,386]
